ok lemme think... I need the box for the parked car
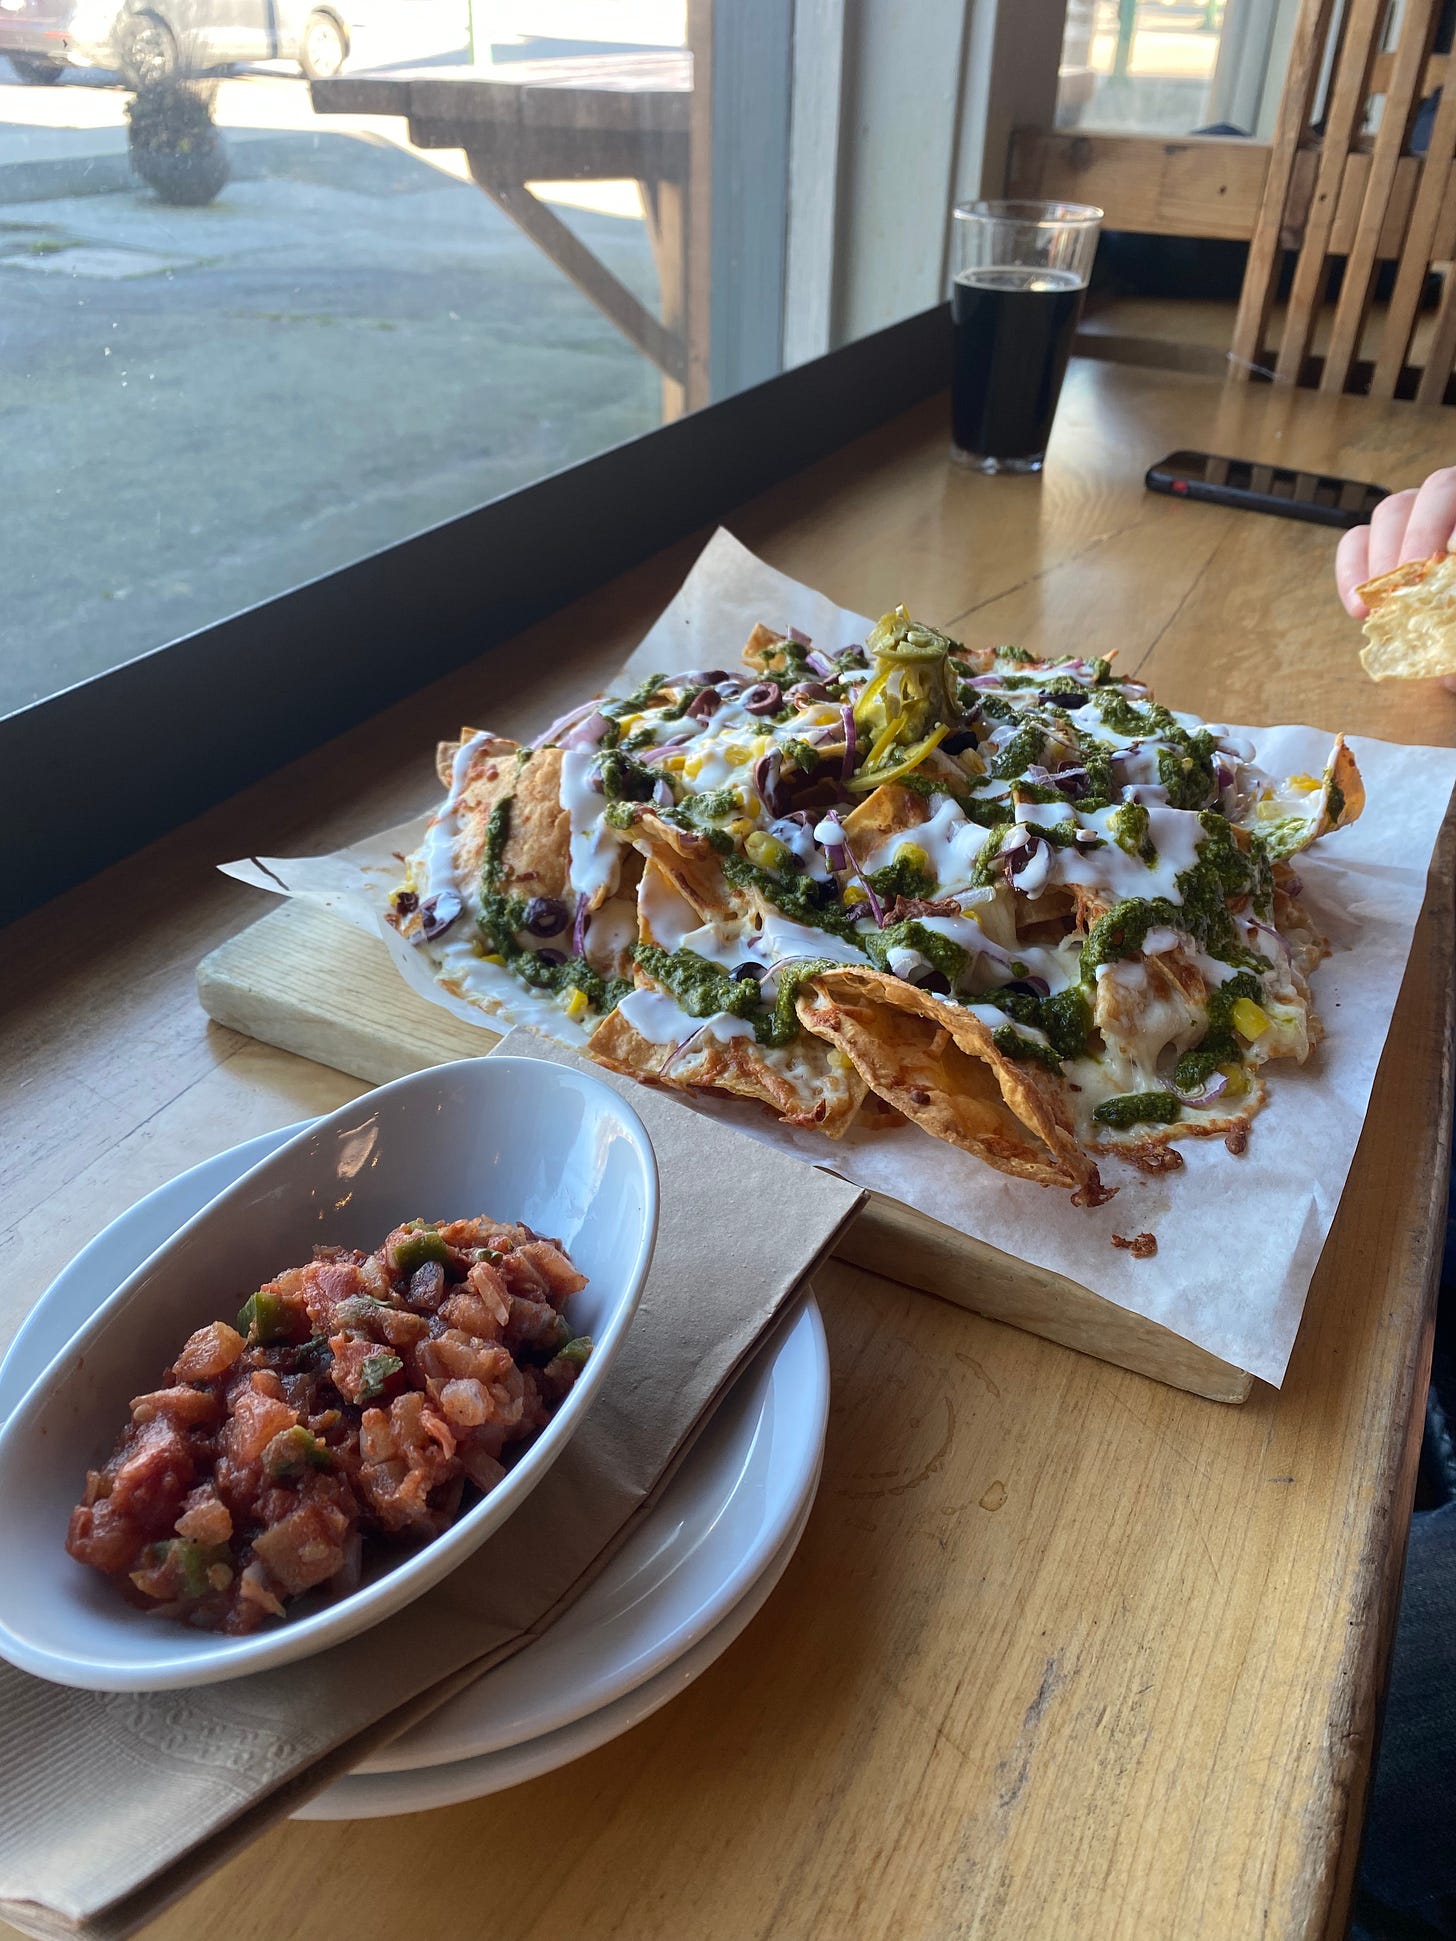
[0,0,353,83]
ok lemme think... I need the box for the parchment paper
[223,529,1456,1385]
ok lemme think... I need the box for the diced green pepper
[263,1425,335,1481]
[140,1538,231,1600]
[237,1287,290,1345]
[393,1229,450,1276]
[557,1336,593,1370]
[358,1350,404,1402]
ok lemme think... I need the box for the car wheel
[298,9,345,79]
[9,54,66,82]
[118,11,178,87]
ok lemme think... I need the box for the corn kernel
[727,816,756,839]
[1218,1062,1249,1097]
[896,841,931,875]
[664,754,687,772]
[844,881,869,906]
[482,952,506,967]
[746,831,789,869]
[1254,793,1283,821]
[1230,997,1270,1041]
[1288,773,1320,792]
[725,744,752,767]
[683,753,706,779]
[618,713,642,733]
[753,736,772,759]
[563,986,590,1021]
[828,1049,854,1072]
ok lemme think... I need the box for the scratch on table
[994,1655,1064,1813]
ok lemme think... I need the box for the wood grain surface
[3,359,1454,1941]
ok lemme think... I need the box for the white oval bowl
[0,1055,658,1692]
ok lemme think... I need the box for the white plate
[297,1475,819,1820]
[0,1057,658,1691]
[363,1290,827,1770]
[0,1121,828,1776]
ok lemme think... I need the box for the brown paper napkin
[0,1029,863,1941]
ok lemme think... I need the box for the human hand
[1336,468,1456,689]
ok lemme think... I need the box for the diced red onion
[787,626,812,646]
[1248,918,1292,963]
[967,674,1004,691]
[1172,1070,1230,1109]
[562,710,612,751]
[744,681,782,716]
[816,811,881,924]
[652,778,674,808]
[532,697,605,751]
[840,704,857,780]
[642,738,689,764]
[805,649,835,678]
[572,893,588,958]
[1282,870,1303,897]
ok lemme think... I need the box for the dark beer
[951,267,1086,469]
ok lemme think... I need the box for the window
[2,0,998,721]
[1056,0,1300,139]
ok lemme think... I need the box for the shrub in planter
[126,80,230,207]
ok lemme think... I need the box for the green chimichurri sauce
[991,1024,1061,1072]
[477,797,628,1016]
[864,919,967,986]
[1169,971,1261,1092]
[866,852,937,902]
[632,943,838,1049]
[720,854,862,941]
[1109,800,1154,863]
[1092,1090,1183,1129]
[596,749,657,803]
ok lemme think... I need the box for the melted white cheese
[560,747,622,904]
[417,733,486,907]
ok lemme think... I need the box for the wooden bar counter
[2,359,1452,1940]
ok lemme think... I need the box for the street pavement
[0,56,661,712]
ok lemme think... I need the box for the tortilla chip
[841,783,930,851]
[795,969,1098,1191]
[1358,550,1456,680]
[742,622,789,674]
[589,995,867,1137]
[444,740,573,903]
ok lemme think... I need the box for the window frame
[2,302,950,924]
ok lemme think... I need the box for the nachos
[1357,549,1456,680]
[390,611,1362,1200]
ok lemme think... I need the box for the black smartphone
[1145,450,1389,529]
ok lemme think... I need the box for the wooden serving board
[197,901,1255,1403]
